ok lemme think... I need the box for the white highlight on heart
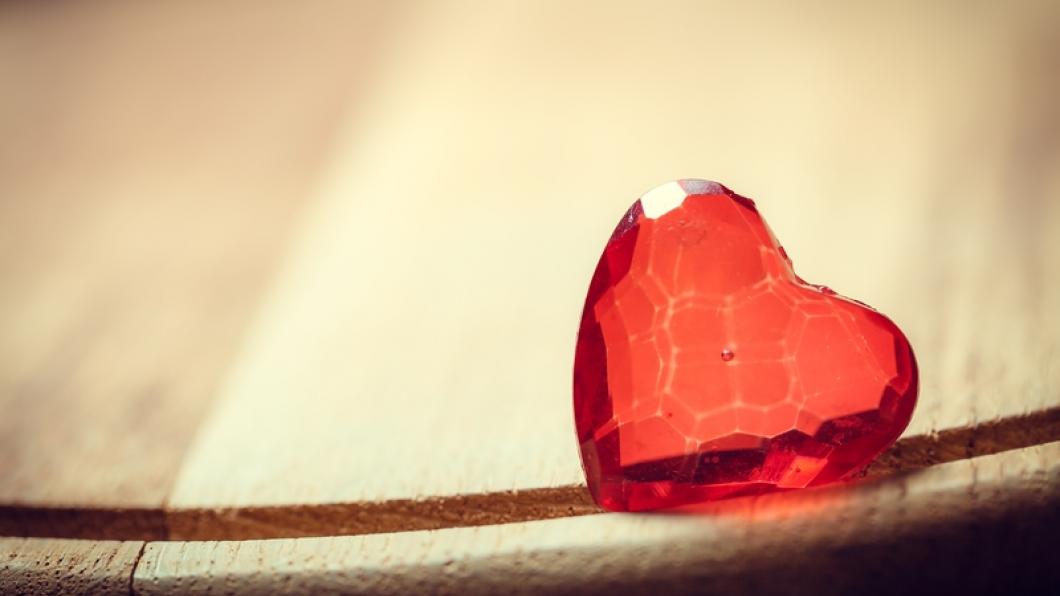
[639,181,688,219]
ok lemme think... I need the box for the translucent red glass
[574,180,918,512]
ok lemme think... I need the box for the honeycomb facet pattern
[574,180,918,512]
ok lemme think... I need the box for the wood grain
[0,1,391,536]
[136,442,1060,595]
[163,0,1060,537]
[0,539,143,596]
[2,2,1059,593]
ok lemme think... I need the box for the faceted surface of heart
[574,180,918,512]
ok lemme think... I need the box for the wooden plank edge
[133,441,1060,596]
[2,406,1057,541]
[0,538,144,596]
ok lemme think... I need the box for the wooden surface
[2,444,1056,593]
[136,443,1060,595]
[0,1,389,536]
[1,0,1059,593]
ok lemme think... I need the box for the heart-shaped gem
[574,180,918,511]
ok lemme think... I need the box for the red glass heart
[574,180,918,512]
